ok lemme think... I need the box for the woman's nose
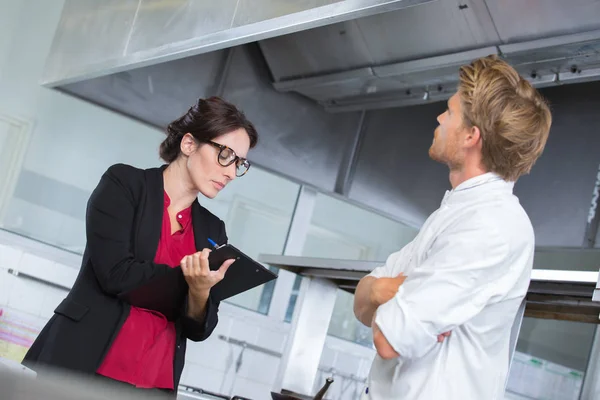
[224,163,236,181]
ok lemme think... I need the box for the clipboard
[118,244,278,319]
[208,244,278,301]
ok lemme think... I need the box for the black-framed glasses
[206,141,251,177]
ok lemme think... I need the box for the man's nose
[437,111,446,124]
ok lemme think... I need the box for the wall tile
[0,244,23,269]
[181,361,228,395]
[50,262,77,288]
[186,335,239,373]
[7,276,46,315]
[230,318,260,344]
[237,351,280,385]
[0,272,17,305]
[17,253,75,289]
[333,351,362,376]
[255,328,286,354]
[39,285,67,318]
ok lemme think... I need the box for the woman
[22,97,258,395]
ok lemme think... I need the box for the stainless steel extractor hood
[259,0,600,111]
[41,0,434,87]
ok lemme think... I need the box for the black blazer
[22,163,227,388]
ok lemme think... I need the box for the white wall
[0,0,21,81]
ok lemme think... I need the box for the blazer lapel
[136,166,165,261]
[192,201,210,252]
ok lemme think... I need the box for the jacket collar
[442,172,514,206]
[454,172,506,192]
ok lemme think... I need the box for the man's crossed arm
[354,274,406,327]
[353,217,511,361]
[354,273,450,359]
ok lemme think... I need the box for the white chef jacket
[365,172,534,400]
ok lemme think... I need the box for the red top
[97,191,196,389]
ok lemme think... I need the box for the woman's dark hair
[159,96,258,163]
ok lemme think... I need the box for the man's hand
[354,273,407,327]
[437,331,451,342]
[366,271,451,359]
[371,273,452,342]
[373,321,452,359]
[370,273,406,306]
[372,318,400,359]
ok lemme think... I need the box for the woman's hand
[180,248,235,295]
[181,248,235,320]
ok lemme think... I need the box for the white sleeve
[374,216,515,359]
[368,241,415,279]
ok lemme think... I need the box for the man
[354,55,552,399]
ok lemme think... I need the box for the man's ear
[465,125,482,149]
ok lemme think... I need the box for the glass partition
[296,193,418,344]
[505,318,596,400]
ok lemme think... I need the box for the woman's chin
[198,187,218,199]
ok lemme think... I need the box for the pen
[208,238,226,249]
[207,238,218,249]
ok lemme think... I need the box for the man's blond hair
[458,55,552,181]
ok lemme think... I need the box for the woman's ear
[180,133,197,157]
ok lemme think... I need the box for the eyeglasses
[205,141,251,177]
